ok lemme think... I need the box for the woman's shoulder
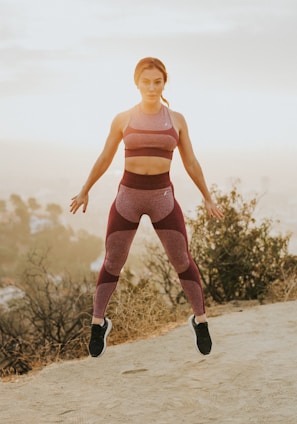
[168,108,187,130]
[168,107,185,120]
[111,106,136,129]
[114,105,137,121]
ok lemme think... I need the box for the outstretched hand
[204,199,224,220]
[70,192,89,214]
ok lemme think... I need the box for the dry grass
[105,276,192,346]
[265,273,297,303]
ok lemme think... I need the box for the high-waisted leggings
[93,170,205,318]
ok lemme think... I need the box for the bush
[265,259,297,302]
[0,251,93,377]
[188,184,297,303]
[0,307,33,376]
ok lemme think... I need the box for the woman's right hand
[70,191,89,214]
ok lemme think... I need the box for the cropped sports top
[123,104,179,160]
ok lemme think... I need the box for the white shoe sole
[188,314,201,354]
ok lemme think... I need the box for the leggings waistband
[120,170,171,190]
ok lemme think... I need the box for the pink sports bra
[123,104,179,160]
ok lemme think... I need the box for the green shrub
[188,184,296,302]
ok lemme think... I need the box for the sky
[1,0,297,151]
[0,0,296,252]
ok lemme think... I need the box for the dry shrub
[105,269,191,346]
[266,272,297,303]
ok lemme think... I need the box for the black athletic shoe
[88,318,112,358]
[188,315,212,355]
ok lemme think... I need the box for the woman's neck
[139,100,162,114]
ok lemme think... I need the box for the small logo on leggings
[164,191,168,196]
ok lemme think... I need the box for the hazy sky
[1,0,297,151]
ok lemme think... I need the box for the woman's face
[137,67,165,104]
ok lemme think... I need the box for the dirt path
[1,300,296,424]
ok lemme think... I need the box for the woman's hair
[134,57,169,107]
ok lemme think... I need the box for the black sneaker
[188,315,212,355]
[88,318,112,357]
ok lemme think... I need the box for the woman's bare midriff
[125,156,171,175]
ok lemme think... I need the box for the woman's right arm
[70,113,125,214]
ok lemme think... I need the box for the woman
[70,57,224,358]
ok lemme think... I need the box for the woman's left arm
[175,111,224,220]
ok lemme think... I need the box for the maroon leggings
[93,171,205,318]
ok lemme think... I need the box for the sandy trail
[1,300,296,424]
